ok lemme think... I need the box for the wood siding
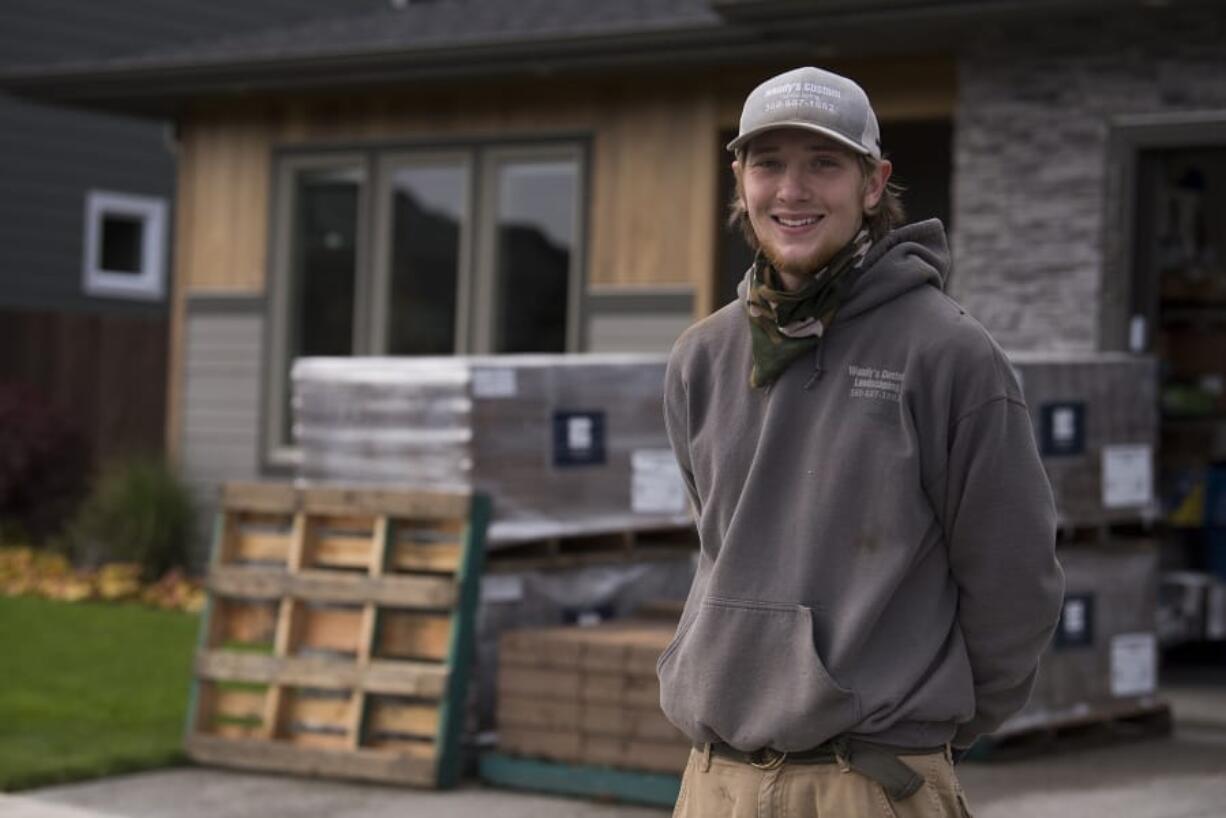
[0,308,167,465]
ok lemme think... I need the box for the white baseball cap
[727,65,882,160]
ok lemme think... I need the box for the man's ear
[863,159,892,210]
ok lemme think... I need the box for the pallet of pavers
[967,542,1171,760]
[479,620,688,807]
[184,482,489,787]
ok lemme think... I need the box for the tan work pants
[672,745,974,818]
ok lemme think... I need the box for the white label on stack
[1102,444,1153,508]
[631,449,687,514]
[1051,407,1078,446]
[1110,632,1156,697]
[472,368,517,398]
[568,416,594,450]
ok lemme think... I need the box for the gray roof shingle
[4,0,724,76]
[0,0,1184,116]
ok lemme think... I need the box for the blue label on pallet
[1054,592,1095,649]
[553,410,606,467]
[1041,401,1085,457]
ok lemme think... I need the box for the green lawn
[0,595,200,791]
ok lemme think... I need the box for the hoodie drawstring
[804,340,828,390]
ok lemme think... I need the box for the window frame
[265,152,369,469]
[262,137,589,469]
[371,149,475,355]
[473,143,587,354]
[82,189,168,301]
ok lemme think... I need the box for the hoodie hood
[837,218,948,322]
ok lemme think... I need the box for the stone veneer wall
[950,6,1226,352]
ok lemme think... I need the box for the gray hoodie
[658,220,1065,752]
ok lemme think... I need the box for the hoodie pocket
[657,595,860,751]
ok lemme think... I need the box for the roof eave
[0,26,766,118]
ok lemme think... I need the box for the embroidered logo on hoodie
[848,365,903,403]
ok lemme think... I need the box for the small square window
[83,190,167,300]
[99,214,145,274]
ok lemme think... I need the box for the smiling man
[657,66,1065,817]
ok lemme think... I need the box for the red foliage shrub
[0,381,89,542]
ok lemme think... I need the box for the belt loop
[700,742,712,773]
[944,743,954,765]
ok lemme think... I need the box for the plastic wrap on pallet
[1160,570,1226,644]
[1008,351,1159,529]
[1003,542,1160,734]
[292,355,693,544]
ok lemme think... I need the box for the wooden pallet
[965,698,1172,761]
[485,525,697,573]
[478,752,681,808]
[184,482,490,788]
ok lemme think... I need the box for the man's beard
[756,234,836,281]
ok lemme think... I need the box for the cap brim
[726,122,873,157]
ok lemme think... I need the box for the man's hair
[728,151,905,249]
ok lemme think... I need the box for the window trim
[473,143,587,354]
[265,152,368,470]
[371,150,475,355]
[262,137,590,470]
[82,190,168,301]
[1102,109,1226,351]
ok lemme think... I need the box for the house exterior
[0,0,388,469]
[4,0,1225,565]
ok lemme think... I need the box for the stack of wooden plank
[496,620,690,774]
[185,482,489,788]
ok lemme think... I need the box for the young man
[657,66,1065,817]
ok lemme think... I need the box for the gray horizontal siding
[0,98,174,315]
[0,0,387,316]
[585,287,694,354]
[180,303,266,566]
[587,314,694,354]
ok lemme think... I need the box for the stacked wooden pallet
[185,482,489,788]
[1009,352,1159,529]
[496,620,690,774]
[982,542,1170,756]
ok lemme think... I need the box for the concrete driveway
[5,686,1225,818]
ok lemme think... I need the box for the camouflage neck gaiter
[743,229,872,389]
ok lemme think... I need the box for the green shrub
[68,459,196,578]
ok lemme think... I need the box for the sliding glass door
[267,141,586,461]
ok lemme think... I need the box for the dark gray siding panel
[0,97,174,315]
[0,0,387,316]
